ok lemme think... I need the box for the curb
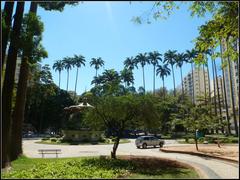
[160,148,238,164]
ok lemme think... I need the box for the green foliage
[2,156,198,179]
[25,64,75,133]
[38,2,79,12]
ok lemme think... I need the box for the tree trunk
[180,67,184,97]
[191,62,195,104]
[74,67,79,96]
[10,56,29,161]
[66,69,69,91]
[162,77,165,99]
[226,38,238,136]
[2,2,25,169]
[194,131,199,151]
[58,71,61,88]
[213,57,224,133]
[203,64,207,104]
[220,43,231,135]
[9,1,38,162]
[153,65,155,94]
[142,66,145,92]
[111,137,120,159]
[2,1,15,70]
[211,59,218,118]
[171,65,176,96]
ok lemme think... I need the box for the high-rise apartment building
[183,67,210,104]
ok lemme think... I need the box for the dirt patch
[161,144,238,161]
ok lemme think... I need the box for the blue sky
[10,1,220,95]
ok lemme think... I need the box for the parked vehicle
[135,135,165,149]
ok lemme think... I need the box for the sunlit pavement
[23,138,239,179]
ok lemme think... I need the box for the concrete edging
[160,148,238,164]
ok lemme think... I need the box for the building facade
[183,67,210,104]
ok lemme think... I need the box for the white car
[135,136,165,149]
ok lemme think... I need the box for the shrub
[50,138,57,142]
[41,138,49,141]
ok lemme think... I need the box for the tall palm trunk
[203,64,207,104]
[213,53,224,133]
[220,43,231,135]
[191,62,195,104]
[2,1,15,70]
[206,61,211,103]
[142,66,145,91]
[74,67,79,95]
[66,69,69,91]
[96,68,98,77]
[10,1,38,161]
[226,38,238,136]
[180,66,184,97]
[58,71,61,88]
[211,59,218,119]
[162,77,165,99]
[2,2,24,169]
[153,65,156,94]
[171,65,176,96]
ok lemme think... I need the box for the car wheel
[159,142,163,148]
[137,146,140,149]
[142,143,147,149]
[153,145,156,148]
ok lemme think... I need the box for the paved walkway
[23,138,239,179]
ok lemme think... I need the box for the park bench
[38,149,61,158]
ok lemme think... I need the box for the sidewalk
[160,144,239,163]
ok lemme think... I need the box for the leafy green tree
[135,53,149,91]
[148,51,162,94]
[156,64,170,99]
[73,54,86,95]
[164,50,177,96]
[53,60,64,88]
[176,104,220,151]
[86,94,159,159]
[90,57,104,77]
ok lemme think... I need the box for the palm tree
[120,68,134,87]
[185,49,198,104]
[90,57,104,77]
[148,51,162,94]
[164,50,177,96]
[156,64,171,99]
[124,57,136,71]
[73,54,85,95]
[135,53,149,91]
[175,53,187,97]
[52,60,64,88]
[63,57,73,91]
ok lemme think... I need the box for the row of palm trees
[53,56,105,93]
[123,50,197,97]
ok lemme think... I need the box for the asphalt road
[23,138,239,179]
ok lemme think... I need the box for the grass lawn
[2,156,199,179]
[36,138,130,145]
